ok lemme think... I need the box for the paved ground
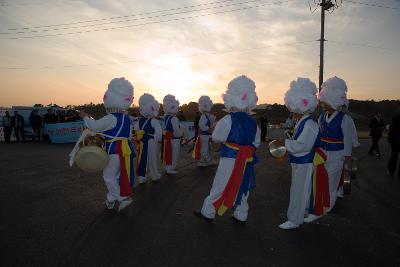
[1,140,399,267]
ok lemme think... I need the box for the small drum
[268,140,287,159]
[75,134,109,172]
[351,157,358,180]
[343,161,352,194]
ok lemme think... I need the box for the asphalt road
[1,140,399,267]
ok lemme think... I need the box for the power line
[0,0,268,35]
[0,0,81,7]
[0,0,293,40]
[1,39,398,71]
[0,39,316,70]
[329,40,400,51]
[345,0,399,11]
[4,0,238,31]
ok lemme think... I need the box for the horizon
[0,0,399,106]
[1,98,399,110]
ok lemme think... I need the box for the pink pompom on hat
[284,77,318,114]
[139,93,160,117]
[222,75,258,111]
[103,77,134,110]
[198,95,213,113]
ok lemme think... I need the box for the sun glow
[143,54,213,104]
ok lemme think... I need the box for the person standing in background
[283,113,295,137]
[194,111,201,139]
[369,111,384,157]
[387,109,400,179]
[29,110,42,142]
[11,111,25,142]
[259,111,269,142]
[43,109,57,124]
[2,111,12,143]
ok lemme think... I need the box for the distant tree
[33,104,44,107]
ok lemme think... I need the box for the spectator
[11,111,25,142]
[56,110,66,123]
[387,111,400,178]
[64,110,81,122]
[43,109,57,124]
[369,111,385,157]
[193,111,201,137]
[2,111,12,143]
[29,110,42,141]
[177,109,186,122]
[259,112,269,142]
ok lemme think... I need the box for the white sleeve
[253,126,261,148]
[83,114,116,133]
[212,115,231,143]
[210,114,216,124]
[348,116,360,148]
[171,116,182,138]
[151,118,163,142]
[199,114,209,131]
[342,115,354,156]
[285,120,319,154]
[133,120,140,132]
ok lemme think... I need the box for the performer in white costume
[134,93,162,184]
[80,78,135,212]
[319,76,355,210]
[192,95,216,166]
[336,103,360,198]
[162,94,182,174]
[278,78,326,229]
[194,75,260,223]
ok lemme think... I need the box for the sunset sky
[0,0,399,107]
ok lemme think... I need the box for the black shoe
[193,210,213,222]
[231,216,246,224]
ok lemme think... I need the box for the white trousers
[165,139,181,171]
[200,134,212,162]
[287,163,313,225]
[325,150,345,209]
[139,139,161,182]
[201,158,249,221]
[102,154,128,202]
[148,139,161,179]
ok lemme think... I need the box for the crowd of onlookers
[1,108,81,143]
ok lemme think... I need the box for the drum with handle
[74,131,109,172]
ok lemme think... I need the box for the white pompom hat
[319,76,348,110]
[139,93,160,117]
[103,77,134,109]
[198,95,213,113]
[223,75,258,111]
[284,77,318,114]
[162,94,180,114]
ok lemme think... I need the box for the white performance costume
[162,94,182,174]
[279,78,320,230]
[197,75,260,222]
[193,95,216,166]
[319,76,355,210]
[82,77,135,211]
[134,93,162,183]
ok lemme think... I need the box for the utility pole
[318,0,335,92]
